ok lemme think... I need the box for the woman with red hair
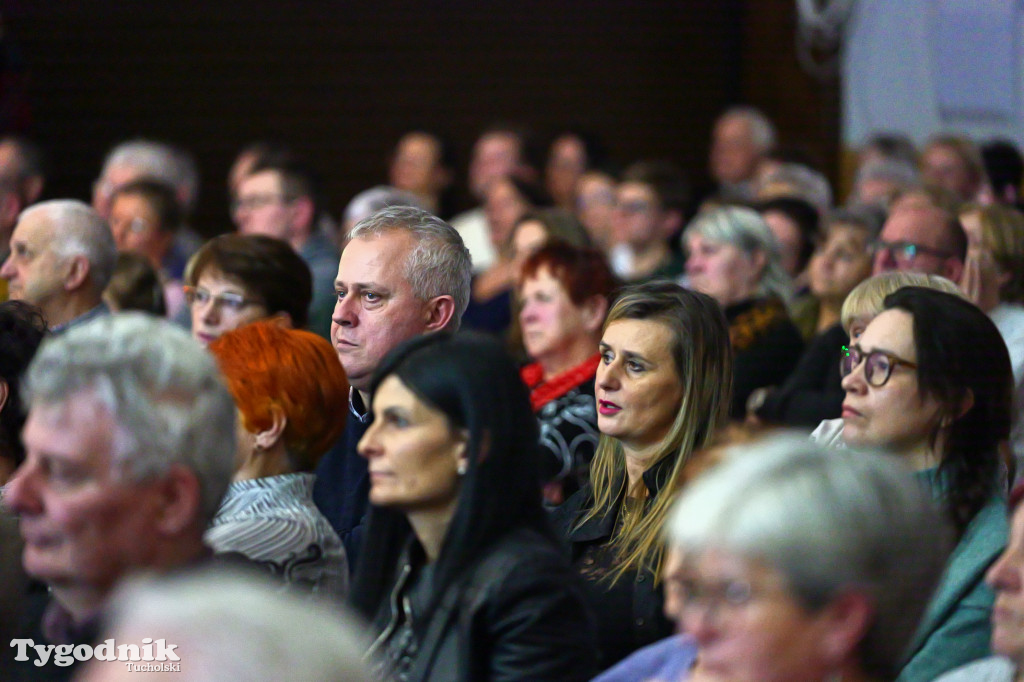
[206,320,350,597]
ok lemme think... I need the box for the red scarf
[521,353,601,412]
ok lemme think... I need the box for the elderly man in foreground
[3,313,237,681]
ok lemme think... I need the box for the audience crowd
[0,111,1023,681]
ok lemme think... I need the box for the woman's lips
[841,404,862,418]
[598,400,621,416]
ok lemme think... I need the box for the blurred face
[233,170,294,240]
[511,219,548,277]
[922,144,976,200]
[92,164,140,219]
[0,209,67,314]
[576,172,616,248]
[676,549,837,682]
[358,375,465,513]
[685,232,762,307]
[872,206,961,280]
[762,210,804,278]
[189,269,268,346]
[109,193,171,268]
[3,398,170,597]
[546,135,586,207]
[469,132,520,199]
[596,319,683,458]
[809,226,872,302]
[840,309,943,455]
[484,178,530,249]
[390,132,443,196]
[332,231,431,392]
[710,115,760,185]
[519,266,592,364]
[988,504,1024,663]
[612,182,661,249]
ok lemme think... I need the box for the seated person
[107,179,186,317]
[517,242,615,504]
[684,205,803,418]
[102,251,166,316]
[207,321,349,597]
[747,209,878,427]
[183,233,311,346]
[837,287,1012,680]
[599,435,950,682]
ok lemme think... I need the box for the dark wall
[5,1,833,236]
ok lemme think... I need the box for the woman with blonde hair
[552,280,732,669]
[959,203,1024,469]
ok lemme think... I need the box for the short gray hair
[23,200,117,292]
[684,205,793,302]
[349,205,472,331]
[667,435,951,680]
[722,106,777,152]
[756,162,834,213]
[24,313,236,522]
[101,139,199,212]
[342,185,425,226]
[99,570,371,681]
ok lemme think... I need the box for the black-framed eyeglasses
[840,344,919,387]
[869,240,952,263]
[183,286,261,313]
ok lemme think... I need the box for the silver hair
[722,105,777,152]
[99,570,371,681]
[348,205,472,331]
[23,313,236,523]
[757,162,834,213]
[684,205,794,303]
[666,435,951,680]
[343,185,425,226]
[22,200,117,292]
[853,158,921,194]
[101,139,199,211]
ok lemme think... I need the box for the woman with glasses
[596,436,949,682]
[183,233,312,346]
[839,286,1013,680]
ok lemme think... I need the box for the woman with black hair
[0,300,46,484]
[839,286,1014,681]
[350,332,596,682]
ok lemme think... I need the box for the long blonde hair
[580,282,733,584]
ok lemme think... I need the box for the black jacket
[368,526,597,682]
[549,458,675,669]
[755,322,846,427]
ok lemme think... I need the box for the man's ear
[63,255,91,292]
[580,295,608,335]
[152,464,204,535]
[424,295,456,332]
[255,404,287,451]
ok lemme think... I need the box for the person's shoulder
[932,656,1016,682]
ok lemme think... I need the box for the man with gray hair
[0,200,116,331]
[314,205,471,566]
[92,139,201,275]
[709,105,777,203]
[3,314,237,680]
